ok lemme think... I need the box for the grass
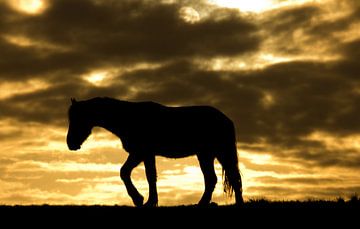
[1,198,358,226]
[1,195,359,210]
[1,194,358,214]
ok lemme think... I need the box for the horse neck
[89,100,131,135]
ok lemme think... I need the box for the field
[0,196,360,229]
[1,197,359,225]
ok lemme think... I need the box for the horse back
[120,102,235,155]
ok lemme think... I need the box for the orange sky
[1,0,360,206]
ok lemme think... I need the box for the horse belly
[156,150,196,158]
[123,136,204,157]
[152,137,219,158]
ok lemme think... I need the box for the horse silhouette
[66,97,243,207]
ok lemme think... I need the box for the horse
[66,97,243,207]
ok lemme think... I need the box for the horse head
[67,98,92,151]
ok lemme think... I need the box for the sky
[0,0,360,206]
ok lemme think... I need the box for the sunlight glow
[82,64,161,87]
[3,34,70,53]
[84,71,108,86]
[210,0,273,12]
[33,161,120,172]
[196,52,341,72]
[82,69,120,87]
[179,6,201,23]
[9,0,47,15]
[304,131,360,151]
[239,150,274,166]
[0,80,50,99]
[196,55,283,71]
[250,154,273,165]
[261,91,276,109]
[260,53,292,64]
[334,22,360,43]
[3,35,34,47]
[209,0,330,13]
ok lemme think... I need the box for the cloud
[2,53,360,169]
[0,0,260,82]
[255,176,342,186]
[259,1,360,60]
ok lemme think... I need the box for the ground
[1,198,359,226]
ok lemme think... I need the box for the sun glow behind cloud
[3,34,69,53]
[83,71,110,86]
[8,0,47,14]
[209,0,331,13]
[179,6,201,23]
[210,0,274,12]
[0,80,50,99]
[196,53,341,72]
[304,131,360,152]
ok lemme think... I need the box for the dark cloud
[0,78,130,124]
[260,5,321,55]
[118,58,360,138]
[263,5,320,35]
[261,2,360,56]
[293,149,360,168]
[0,0,260,81]
[36,0,259,58]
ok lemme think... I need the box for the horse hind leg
[229,168,244,205]
[144,155,158,207]
[197,153,217,206]
[216,148,244,206]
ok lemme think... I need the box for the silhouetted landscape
[1,198,359,226]
[2,196,359,210]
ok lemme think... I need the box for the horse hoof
[197,201,217,207]
[235,197,244,206]
[209,202,218,207]
[133,195,144,207]
[143,201,158,207]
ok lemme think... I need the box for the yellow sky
[1,0,360,206]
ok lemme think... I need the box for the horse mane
[68,97,150,122]
[86,97,128,106]
[69,97,126,114]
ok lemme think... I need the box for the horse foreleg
[197,154,217,206]
[120,154,144,207]
[144,155,158,207]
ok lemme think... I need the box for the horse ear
[71,98,77,104]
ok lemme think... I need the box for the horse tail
[216,124,242,198]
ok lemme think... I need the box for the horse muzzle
[68,143,81,151]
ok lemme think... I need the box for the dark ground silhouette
[1,199,359,226]
[67,97,243,207]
